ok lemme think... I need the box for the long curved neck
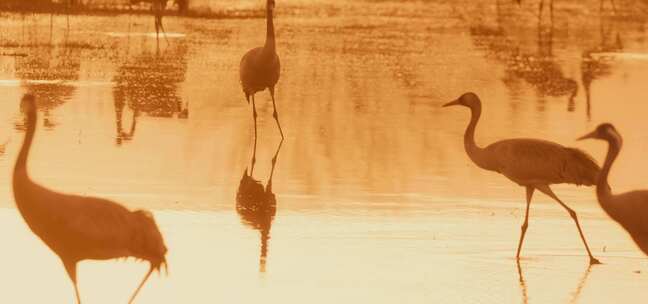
[14,111,36,179]
[264,4,275,54]
[597,138,619,204]
[464,105,486,166]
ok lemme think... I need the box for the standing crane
[443,92,601,264]
[240,0,284,140]
[130,0,169,45]
[579,123,648,256]
[12,94,168,304]
[515,0,617,18]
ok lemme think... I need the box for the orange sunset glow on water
[2,0,648,303]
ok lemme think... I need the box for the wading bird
[443,92,601,264]
[579,123,648,256]
[130,0,169,45]
[515,0,617,18]
[240,0,284,140]
[13,94,168,304]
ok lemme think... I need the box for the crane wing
[51,194,137,257]
[485,139,599,186]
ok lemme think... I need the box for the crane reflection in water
[13,26,80,130]
[236,138,282,273]
[112,42,189,145]
[581,15,623,120]
[470,3,578,113]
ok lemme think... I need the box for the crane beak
[577,131,597,141]
[442,99,461,107]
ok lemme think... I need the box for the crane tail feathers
[130,210,168,269]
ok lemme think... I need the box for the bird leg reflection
[517,261,592,304]
[115,101,138,145]
[516,260,529,304]
[569,265,593,304]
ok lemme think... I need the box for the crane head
[443,92,481,109]
[578,123,623,146]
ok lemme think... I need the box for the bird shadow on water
[516,260,592,304]
[235,136,282,273]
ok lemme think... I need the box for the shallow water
[2,1,648,303]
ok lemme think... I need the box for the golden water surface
[1,0,648,303]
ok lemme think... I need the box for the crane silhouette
[12,94,168,304]
[444,92,601,264]
[578,123,648,256]
[130,0,169,45]
[239,0,284,140]
[515,0,617,19]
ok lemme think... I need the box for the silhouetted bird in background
[130,0,169,45]
[515,0,617,15]
[579,124,648,256]
[13,94,168,304]
[240,0,284,140]
[444,92,601,264]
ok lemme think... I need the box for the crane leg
[66,0,70,32]
[155,18,160,52]
[516,186,535,259]
[128,265,155,304]
[251,95,258,175]
[609,0,617,13]
[63,260,81,304]
[549,0,554,27]
[536,185,601,265]
[538,0,544,27]
[157,17,169,45]
[269,87,284,140]
[153,3,169,47]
